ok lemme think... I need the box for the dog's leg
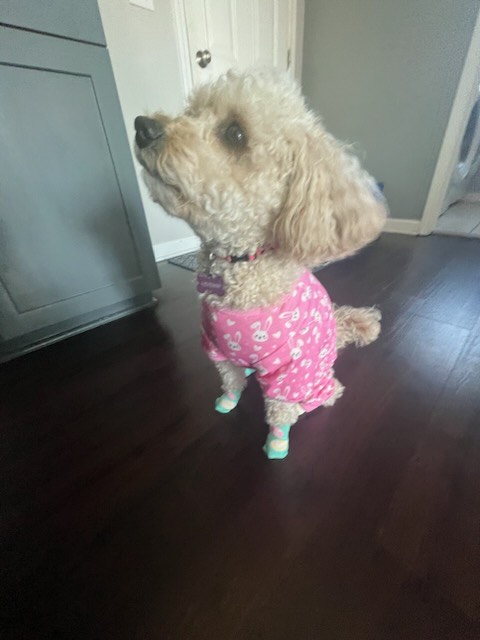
[263,399,304,459]
[263,374,344,459]
[334,305,382,350]
[214,361,254,414]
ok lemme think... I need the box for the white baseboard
[153,235,200,262]
[383,218,421,235]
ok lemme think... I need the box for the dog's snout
[134,116,164,149]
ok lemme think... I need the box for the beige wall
[302,0,479,221]
[97,0,197,257]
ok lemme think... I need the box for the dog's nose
[134,116,164,148]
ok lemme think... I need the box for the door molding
[170,0,304,100]
[290,0,304,81]
[171,0,194,98]
[420,7,480,235]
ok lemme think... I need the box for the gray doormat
[167,251,197,272]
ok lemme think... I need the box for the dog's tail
[334,305,381,350]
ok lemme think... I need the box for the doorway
[420,8,480,236]
[435,86,480,238]
[171,0,303,96]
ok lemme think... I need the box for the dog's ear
[273,126,387,265]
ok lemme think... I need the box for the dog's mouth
[134,143,157,175]
[154,173,184,202]
[142,164,189,213]
[135,148,182,196]
[164,181,182,197]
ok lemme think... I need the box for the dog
[134,69,387,459]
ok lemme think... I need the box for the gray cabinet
[0,8,160,361]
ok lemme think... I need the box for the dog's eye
[224,122,246,148]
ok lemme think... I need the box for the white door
[181,0,297,87]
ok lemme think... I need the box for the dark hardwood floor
[1,233,480,639]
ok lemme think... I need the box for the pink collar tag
[197,273,225,296]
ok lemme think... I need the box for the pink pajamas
[201,270,337,411]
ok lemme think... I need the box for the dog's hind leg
[334,305,382,350]
[263,374,344,458]
[263,399,304,459]
[214,361,254,414]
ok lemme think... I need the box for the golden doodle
[135,69,387,459]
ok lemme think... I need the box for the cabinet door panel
[0,27,158,344]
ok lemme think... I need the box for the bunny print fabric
[201,270,337,411]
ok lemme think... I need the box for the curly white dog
[135,69,387,459]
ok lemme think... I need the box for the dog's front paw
[215,390,241,414]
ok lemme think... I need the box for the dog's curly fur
[135,69,387,438]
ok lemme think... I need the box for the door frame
[420,8,480,235]
[170,0,304,99]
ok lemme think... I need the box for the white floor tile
[436,201,480,236]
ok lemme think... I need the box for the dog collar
[208,245,273,264]
[197,246,274,297]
